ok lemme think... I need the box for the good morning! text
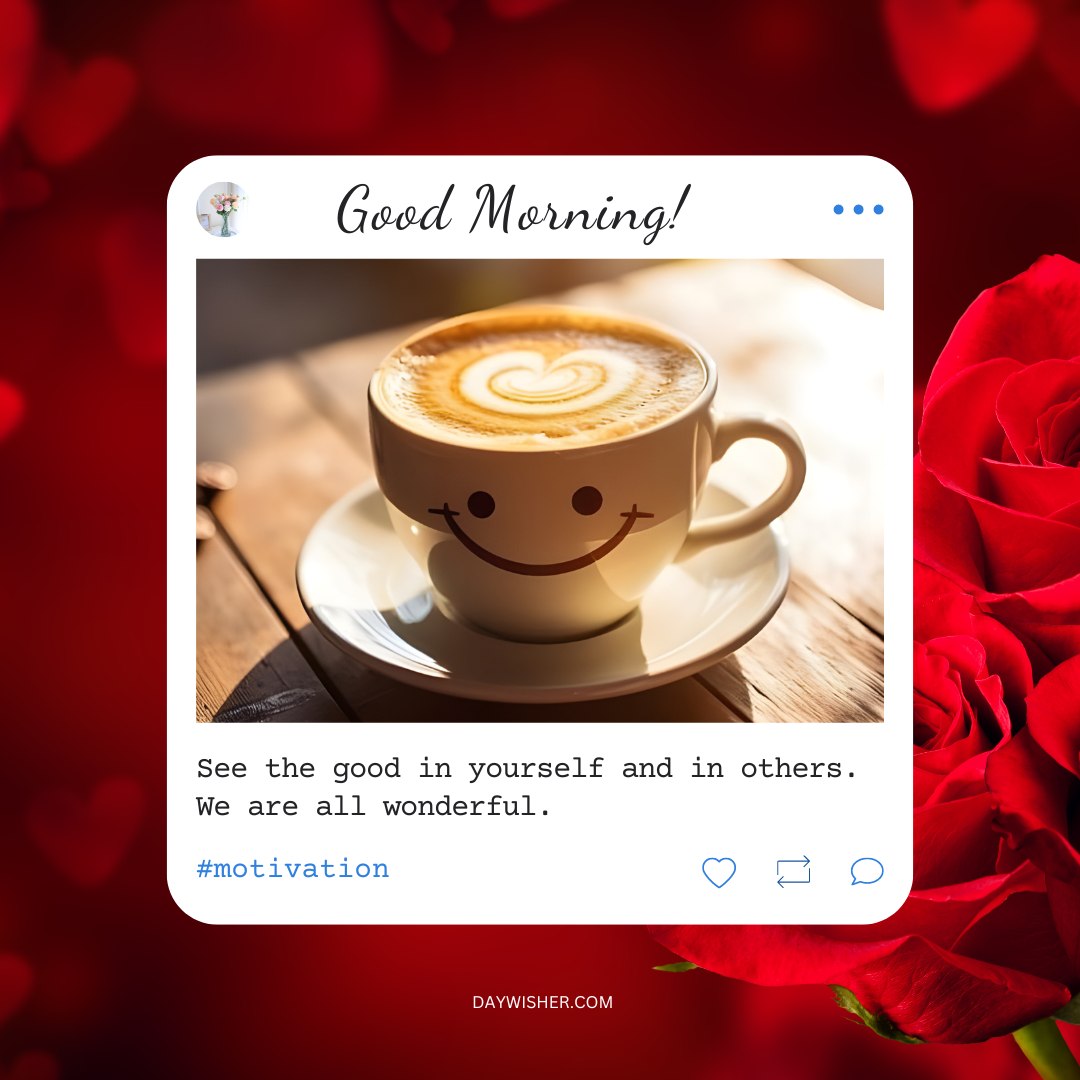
[336,182,692,246]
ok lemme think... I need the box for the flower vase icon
[209,190,242,237]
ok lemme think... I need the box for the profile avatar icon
[196,182,247,237]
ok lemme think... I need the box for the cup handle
[685,414,806,544]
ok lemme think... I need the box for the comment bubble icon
[850,857,884,886]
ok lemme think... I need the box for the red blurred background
[2,0,1079,1075]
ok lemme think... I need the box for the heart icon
[26,777,144,887]
[702,857,737,890]
[882,0,1039,112]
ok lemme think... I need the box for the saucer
[297,479,789,703]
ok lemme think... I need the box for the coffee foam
[374,311,706,448]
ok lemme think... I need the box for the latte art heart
[458,348,638,416]
[375,312,706,448]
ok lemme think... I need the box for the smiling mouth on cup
[425,503,655,577]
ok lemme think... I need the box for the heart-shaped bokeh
[99,209,165,365]
[882,0,1039,111]
[0,379,25,442]
[0,165,49,214]
[1041,0,1080,107]
[0,954,32,1026]
[0,0,36,143]
[26,777,145,888]
[391,0,458,54]
[487,0,569,17]
[19,49,136,166]
[139,0,386,140]
[0,1051,60,1080]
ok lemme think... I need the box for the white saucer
[297,479,789,703]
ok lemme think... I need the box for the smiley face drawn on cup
[426,485,655,576]
[369,305,805,641]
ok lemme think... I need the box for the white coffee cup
[368,307,805,642]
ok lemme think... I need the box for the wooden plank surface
[697,579,883,724]
[197,360,397,718]
[196,530,347,723]
[197,259,883,723]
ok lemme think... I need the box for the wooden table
[196,260,884,724]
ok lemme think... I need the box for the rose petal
[920,353,1080,590]
[928,636,1010,733]
[926,254,1080,403]
[651,924,902,987]
[982,458,1080,518]
[996,358,1080,465]
[856,937,1071,1041]
[914,561,978,637]
[1025,654,1080,779]
[921,356,1023,494]
[1047,396,1080,466]
[988,729,1080,882]
[914,644,964,745]
[914,457,988,590]
[914,642,999,749]
[985,581,1080,672]
[918,461,1080,666]
[914,562,1033,708]
[1048,873,1080,986]
[968,496,1080,591]
[951,888,1077,986]
[913,793,1000,888]
[918,750,993,805]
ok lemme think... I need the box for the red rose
[653,568,1080,1043]
[987,656,1080,989]
[916,254,1080,668]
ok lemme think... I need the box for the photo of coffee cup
[368,306,806,642]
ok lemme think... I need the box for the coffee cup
[368,306,805,642]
